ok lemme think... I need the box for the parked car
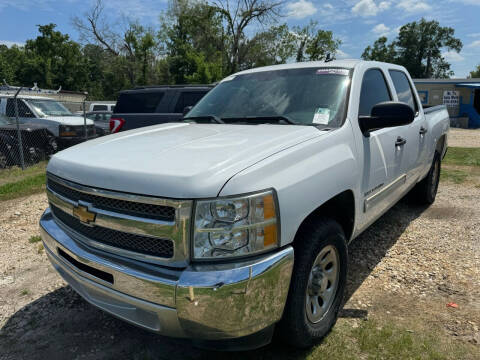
[86,111,112,136]
[110,85,213,133]
[0,95,96,150]
[89,103,116,112]
[0,114,57,168]
[40,60,449,349]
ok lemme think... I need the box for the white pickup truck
[40,60,449,350]
[0,95,96,150]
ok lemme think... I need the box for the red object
[446,302,458,308]
[110,117,125,133]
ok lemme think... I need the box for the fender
[220,123,359,246]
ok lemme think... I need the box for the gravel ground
[448,128,480,148]
[0,181,479,359]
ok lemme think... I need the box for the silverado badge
[72,205,96,225]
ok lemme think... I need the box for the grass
[440,168,469,184]
[20,289,29,296]
[0,173,46,201]
[28,235,42,244]
[0,161,47,186]
[443,147,480,167]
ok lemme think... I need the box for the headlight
[59,125,76,137]
[193,190,279,260]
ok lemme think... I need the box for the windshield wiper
[182,115,224,124]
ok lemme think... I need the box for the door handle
[419,126,428,135]
[395,136,407,147]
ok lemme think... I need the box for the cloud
[352,0,391,17]
[286,0,317,19]
[467,33,480,38]
[395,0,431,13]
[467,40,480,48]
[372,23,390,35]
[336,49,351,59]
[0,40,24,47]
[442,51,464,62]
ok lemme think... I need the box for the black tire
[278,217,348,348]
[0,148,8,169]
[412,151,441,205]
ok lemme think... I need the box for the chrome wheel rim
[305,245,340,324]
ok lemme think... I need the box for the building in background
[414,78,480,128]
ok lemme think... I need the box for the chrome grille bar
[46,173,192,267]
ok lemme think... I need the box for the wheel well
[294,190,355,242]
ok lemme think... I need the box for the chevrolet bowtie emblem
[73,205,96,224]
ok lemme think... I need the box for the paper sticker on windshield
[316,68,349,76]
[313,108,330,124]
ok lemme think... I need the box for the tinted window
[389,70,418,113]
[115,92,164,113]
[6,99,35,117]
[93,104,108,111]
[174,91,208,113]
[359,69,392,116]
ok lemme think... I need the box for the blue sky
[1,0,479,77]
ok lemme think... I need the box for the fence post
[83,100,87,139]
[14,87,26,170]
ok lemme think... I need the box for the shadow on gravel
[341,198,428,318]
[0,200,428,360]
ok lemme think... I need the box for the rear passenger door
[359,69,409,224]
[388,70,426,183]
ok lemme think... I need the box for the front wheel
[278,218,348,348]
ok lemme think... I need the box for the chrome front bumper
[40,208,294,341]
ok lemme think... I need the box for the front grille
[47,178,175,222]
[51,205,174,258]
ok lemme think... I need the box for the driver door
[359,69,409,226]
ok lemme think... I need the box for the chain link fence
[0,88,109,171]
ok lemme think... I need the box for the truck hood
[48,123,323,198]
[44,116,94,126]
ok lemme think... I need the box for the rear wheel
[412,152,441,205]
[278,218,348,348]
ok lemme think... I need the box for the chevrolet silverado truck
[40,60,449,350]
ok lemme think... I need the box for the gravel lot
[448,128,480,148]
[0,178,478,359]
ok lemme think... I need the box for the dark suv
[110,85,213,133]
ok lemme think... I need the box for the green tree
[212,0,282,73]
[242,24,296,68]
[470,65,480,78]
[160,0,224,83]
[293,20,341,62]
[21,24,88,90]
[361,36,396,63]
[362,18,462,78]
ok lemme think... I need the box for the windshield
[188,67,351,127]
[27,99,72,117]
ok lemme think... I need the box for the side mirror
[182,106,193,117]
[359,101,414,137]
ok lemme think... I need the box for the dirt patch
[0,182,479,359]
[448,128,480,148]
